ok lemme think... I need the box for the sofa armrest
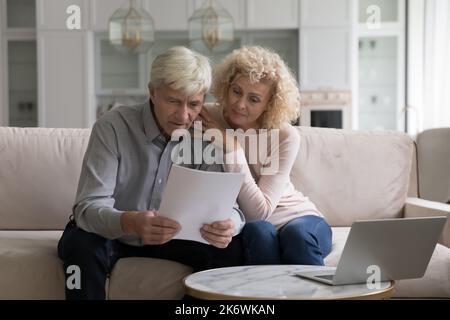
[404,197,450,248]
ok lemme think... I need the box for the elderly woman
[198,46,332,265]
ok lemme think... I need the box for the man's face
[150,84,205,137]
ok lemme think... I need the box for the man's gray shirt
[73,102,245,246]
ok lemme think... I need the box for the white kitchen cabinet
[300,0,353,27]
[37,32,94,128]
[247,0,298,29]
[357,32,405,131]
[299,0,354,91]
[147,0,191,31]
[300,28,353,90]
[355,0,406,132]
[36,0,90,31]
[90,0,129,32]
[358,0,405,30]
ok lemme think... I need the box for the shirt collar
[143,100,166,143]
[143,100,193,146]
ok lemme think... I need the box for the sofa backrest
[290,127,415,227]
[0,127,90,230]
[0,126,415,230]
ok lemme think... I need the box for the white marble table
[184,265,395,300]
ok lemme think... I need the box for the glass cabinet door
[356,0,405,131]
[358,36,398,131]
[358,0,403,26]
[4,0,38,127]
[7,41,38,127]
[358,0,400,23]
[6,0,36,28]
[96,35,143,94]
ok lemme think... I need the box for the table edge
[184,278,396,300]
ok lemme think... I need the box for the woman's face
[223,74,273,130]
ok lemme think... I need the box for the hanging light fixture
[188,0,235,53]
[108,0,155,55]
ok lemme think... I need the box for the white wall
[407,0,425,136]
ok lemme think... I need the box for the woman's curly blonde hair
[212,46,300,129]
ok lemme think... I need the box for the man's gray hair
[149,46,212,96]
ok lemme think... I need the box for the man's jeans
[57,220,243,300]
[242,215,332,265]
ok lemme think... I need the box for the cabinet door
[95,33,147,95]
[91,0,129,31]
[190,0,246,30]
[358,35,404,131]
[7,40,38,127]
[300,28,352,90]
[37,32,92,128]
[4,0,37,28]
[36,0,89,31]
[147,0,190,31]
[300,0,353,27]
[247,0,298,29]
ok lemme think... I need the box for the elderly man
[57,46,245,300]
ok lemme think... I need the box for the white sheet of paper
[158,165,245,244]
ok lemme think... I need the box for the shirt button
[158,179,162,184]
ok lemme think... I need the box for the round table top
[184,265,395,300]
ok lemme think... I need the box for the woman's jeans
[242,215,332,265]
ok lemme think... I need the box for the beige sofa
[0,126,449,299]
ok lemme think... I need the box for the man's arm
[75,118,181,243]
[73,119,125,239]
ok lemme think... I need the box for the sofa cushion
[324,227,350,267]
[0,231,65,299]
[0,231,193,300]
[108,258,193,300]
[0,128,91,229]
[2,229,448,299]
[325,227,450,298]
[394,245,450,298]
[291,127,414,226]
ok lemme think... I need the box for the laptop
[296,216,447,285]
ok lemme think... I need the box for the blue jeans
[242,215,332,265]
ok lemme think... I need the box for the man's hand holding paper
[201,219,235,248]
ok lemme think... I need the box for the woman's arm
[224,127,300,221]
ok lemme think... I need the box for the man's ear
[149,85,155,103]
